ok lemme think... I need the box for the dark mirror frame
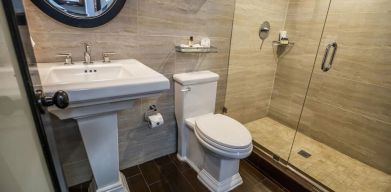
[31,0,126,28]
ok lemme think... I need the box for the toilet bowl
[174,71,253,192]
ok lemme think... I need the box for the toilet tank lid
[173,71,219,85]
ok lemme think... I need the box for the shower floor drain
[298,150,312,158]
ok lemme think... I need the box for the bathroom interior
[0,0,390,192]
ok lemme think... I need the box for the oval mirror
[32,0,126,28]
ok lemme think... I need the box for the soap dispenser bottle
[279,31,289,45]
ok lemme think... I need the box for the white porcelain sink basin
[37,59,169,104]
[45,64,132,84]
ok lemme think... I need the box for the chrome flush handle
[180,87,191,92]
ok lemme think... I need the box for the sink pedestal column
[49,100,134,192]
[77,113,129,192]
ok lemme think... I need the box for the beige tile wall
[268,0,330,128]
[296,0,391,174]
[23,0,235,186]
[225,0,289,123]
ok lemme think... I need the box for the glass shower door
[244,0,331,162]
[288,0,391,191]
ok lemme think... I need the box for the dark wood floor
[69,153,287,192]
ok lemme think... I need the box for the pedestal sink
[37,59,170,192]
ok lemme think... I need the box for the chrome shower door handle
[321,42,338,72]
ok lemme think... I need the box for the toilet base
[176,153,201,173]
[198,169,243,192]
[198,150,243,192]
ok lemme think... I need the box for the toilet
[174,71,253,192]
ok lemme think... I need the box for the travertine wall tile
[225,0,289,123]
[265,0,391,174]
[268,0,329,128]
[298,97,391,174]
[295,0,391,174]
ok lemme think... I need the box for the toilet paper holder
[144,105,164,128]
[144,104,157,120]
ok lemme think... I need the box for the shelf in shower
[272,41,295,46]
[175,46,218,53]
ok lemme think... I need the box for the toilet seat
[193,114,253,159]
[196,130,253,152]
[195,114,252,149]
[195,128,253,159]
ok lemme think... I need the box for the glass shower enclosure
[225,0,391,191]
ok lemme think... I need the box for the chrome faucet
[82,42,93,64]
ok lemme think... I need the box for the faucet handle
[56,53,73,65]
[102,52,116,63]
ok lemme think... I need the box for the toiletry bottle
[189,36,193,47]
[279,31,289,45]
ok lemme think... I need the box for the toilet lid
[195,114,252,149]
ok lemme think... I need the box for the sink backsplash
[23,0,235,186]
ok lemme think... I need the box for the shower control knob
[36,90,69,113]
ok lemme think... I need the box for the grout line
[148,179,162,186]
[160,155,198,191]
[314,70,391,89]
[178,166,198,192]
[128,172,142,178]
[282,0,290,29]
[138,165,152,192]
[306,97,391,125]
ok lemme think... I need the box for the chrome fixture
[102,52,116,63]
[272,41,295,46]
[56,53,73,65]
[321,42,338,72]
[175,46,218,53]
[180,87,191,92]
[259,21,270,40]
[82,42,93,64]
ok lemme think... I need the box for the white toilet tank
[174,71,219,120]
[174,71,220,161]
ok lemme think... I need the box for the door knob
[36,90,69,113]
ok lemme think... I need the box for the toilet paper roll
[147,113,164,128]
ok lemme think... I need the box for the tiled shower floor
[246,117,391,192]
